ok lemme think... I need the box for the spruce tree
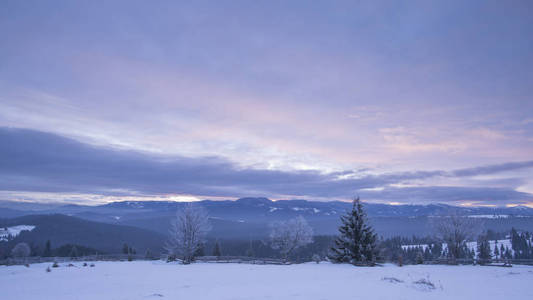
[69,245,78,258]
[328,197,378,265]
[43,240,52,257]
[477,234,491,265]
[213,240,222,257]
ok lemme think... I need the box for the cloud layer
[1,128,532,205]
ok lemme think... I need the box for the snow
[402,239,515,258]
[0,225,35,242]
[467,214,509,219]
[402,244,430,251]
[1,261,532,300]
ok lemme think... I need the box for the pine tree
[122,243,129,255]
[245,240,255,257]
[69,245,78,258]
[43,240,52,257]
[194,242,205,258]
[493,244,500,258]
[145,249,153,260]
[213,240,222,257]
[415,251,424,264]
[328,197,378,265]
[477,234,491,265]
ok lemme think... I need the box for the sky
[1,0,532,206]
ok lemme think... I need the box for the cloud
[359,186,533,206]
[451,161,533,177]
[1,127,533,205]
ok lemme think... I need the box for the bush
[415,252,424,265]
[52,262,59,268]
[312,254,321,264]
[90,263,95,267]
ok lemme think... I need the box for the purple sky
[1,0,532,206]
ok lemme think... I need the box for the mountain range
[1,198,533,256]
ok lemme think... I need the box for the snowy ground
[1,261,532,300]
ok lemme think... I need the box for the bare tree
[433,214,482,263]
[11,242,31,261]
[164,203,211,264]
[270,216,314,261]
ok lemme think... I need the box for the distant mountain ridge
[1,198,532,239]
[2,197,533,220]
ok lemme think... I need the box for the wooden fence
[0,255,287,266]
[2,255,533,267]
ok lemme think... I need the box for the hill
[0,214,164,256]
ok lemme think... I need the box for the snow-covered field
[1,261,532,300]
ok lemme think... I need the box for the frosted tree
[164,203,211,264]
[328,197,378,265]
[434,214,482,263]
[270,216,314,262]
[11,242,31,260]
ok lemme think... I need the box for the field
[1,261,532,300]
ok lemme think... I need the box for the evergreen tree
[415,251,424,264]
[493,244,500,258]
[194,242,205,258]
[43,240,52,257]
[122,243,129,255]
[431,242,443,259]
[69,245,78,258]
[477,234,491,265]
[245,240,255,257]
[328,197,378,265]
[145,249,153,260]
[213,240,222,257]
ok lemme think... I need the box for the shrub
[415,252,424,265]
[312,254,321,264]
[52,262,59,268]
